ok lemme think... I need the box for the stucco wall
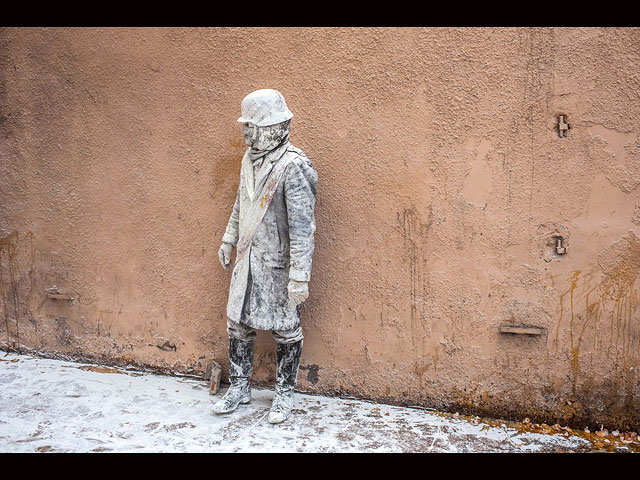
[1,27,639,429]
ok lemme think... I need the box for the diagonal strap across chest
[235,152,294,266]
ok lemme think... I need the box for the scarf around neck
[247,121,291,162]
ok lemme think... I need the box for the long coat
[222,141,317,331]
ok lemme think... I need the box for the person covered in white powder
[214,89,317,424]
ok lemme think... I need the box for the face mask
[242,121,290,158]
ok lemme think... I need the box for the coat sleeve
[284,156,318,282]
[221,183,241,247]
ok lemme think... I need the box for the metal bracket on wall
[555,237,568,255]
[558,115,570,138]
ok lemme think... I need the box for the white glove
[287,279,309,306]
[218,243,234,270]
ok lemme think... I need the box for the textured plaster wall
[1,27,640,429]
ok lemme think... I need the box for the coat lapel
[254,157,276,195]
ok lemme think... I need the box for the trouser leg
[227,317,257,342]
[271,325,304,344]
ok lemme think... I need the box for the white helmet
[237,89,293,127]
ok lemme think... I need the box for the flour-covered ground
[0,351,626,453]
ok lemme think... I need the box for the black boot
[268,340,303,424]
[212,337,254,414]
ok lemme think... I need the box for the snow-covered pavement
[0,351,620,452]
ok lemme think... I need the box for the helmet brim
[237,112,293,127]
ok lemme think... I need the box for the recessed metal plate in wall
[499,325,545,336]
[46,287,74,301]
[47,293,75,301]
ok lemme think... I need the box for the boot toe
[267,409,289,424]
[267,391,294,423]
[212,399,235,414]
[212,404,230,414]
[212,387,251,414]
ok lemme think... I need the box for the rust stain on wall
[548,232,640,403]
[397,207,432,349]
[0,232,20,347]
[598,233,640,361]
